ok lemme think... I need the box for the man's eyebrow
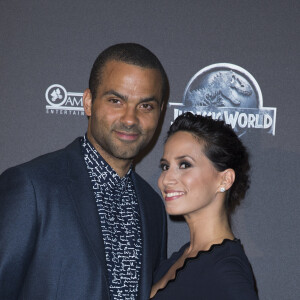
[102,90,127,100]
[139,97,160,105]
[102,90,160,105]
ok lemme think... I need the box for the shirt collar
[81,134,132,187]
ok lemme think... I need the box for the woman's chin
[166,207,183,216]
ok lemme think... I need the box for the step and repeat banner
[1,1,299,299]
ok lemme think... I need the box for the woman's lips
[164,191,185,201]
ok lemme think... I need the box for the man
[0,43,168,299]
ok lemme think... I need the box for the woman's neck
[184,210,234,256]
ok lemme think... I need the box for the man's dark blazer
[0,138,167,300]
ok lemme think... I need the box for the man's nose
[121,106,138,127]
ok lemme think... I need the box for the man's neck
[97,150,131,178]
[86,135,132,178]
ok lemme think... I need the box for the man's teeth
[166,192,184,197]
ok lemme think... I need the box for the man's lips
[164,191,185,201]
[115,130,140,141]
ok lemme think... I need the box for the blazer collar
[131,172,153,300]
[65,139,108,268]
[65,139,153,299]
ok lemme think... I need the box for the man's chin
[111,140,146,159]
[113,150,139,161]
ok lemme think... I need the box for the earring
[220,187,226,193]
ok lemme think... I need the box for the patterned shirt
[81,135,142,300]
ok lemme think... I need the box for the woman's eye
[179,162,191,169]
[160,163,169,171]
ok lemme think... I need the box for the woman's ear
[219,169,235,193]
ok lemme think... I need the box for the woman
[150,112,258,299]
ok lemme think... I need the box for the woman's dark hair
[167,112,250,218]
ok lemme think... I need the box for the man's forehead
[98,61,163,97]
[102,59,160,75]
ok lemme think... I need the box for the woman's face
[158,131,224,217]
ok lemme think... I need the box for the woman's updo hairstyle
[166,112,250,217]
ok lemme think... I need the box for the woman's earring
[220,187,226,193]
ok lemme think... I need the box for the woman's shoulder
[152,239,258,299]
[154,239,243,281]
[207,239,258,299]
[182,238,254,279]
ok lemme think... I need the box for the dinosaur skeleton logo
[45,84,84,116]
[170,63,276,136]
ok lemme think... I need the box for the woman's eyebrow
[175,155,195,162]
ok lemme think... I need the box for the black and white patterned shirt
[81,135,142,300]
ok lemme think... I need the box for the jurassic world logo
[169,63,277,136]
[45,84,85,116]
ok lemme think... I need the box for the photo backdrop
[1,1,299,299]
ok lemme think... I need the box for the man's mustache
[113,123,143,135]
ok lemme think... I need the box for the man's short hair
[89,43,169,105]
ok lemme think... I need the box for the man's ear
[160,100,165,112]
[83,89,92,117]
[219,169,235,192]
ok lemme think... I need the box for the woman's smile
[158,131,223,217]
[164,190,185,201]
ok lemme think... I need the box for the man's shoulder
[1,138,82,180]
[131,171,161,199]
[132,171,153,189]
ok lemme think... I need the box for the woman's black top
[151,239,258,300]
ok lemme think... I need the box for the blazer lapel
[65,139,107,268]
[132,172,152,300]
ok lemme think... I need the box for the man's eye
[160,163,169,171]
[140,103,154,111]
[109,98,121,104]
[179,162,191,169]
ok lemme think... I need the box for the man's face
[84,60,163,168]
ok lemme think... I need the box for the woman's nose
[161,168,177,186]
